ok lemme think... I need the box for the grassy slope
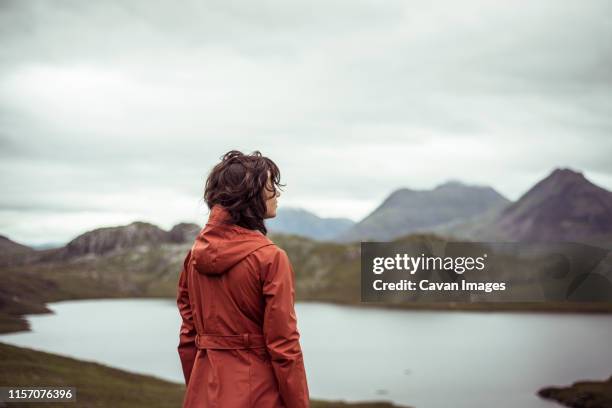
[0,342,409,408]
[274,233,612,313]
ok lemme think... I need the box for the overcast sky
[1,0,611,245]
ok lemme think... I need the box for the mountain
[443,168,612,243]
[0,235,33,254]
[266,207,355,240]
[168,222,201,243]
[496,168,612,241]
[27,221,201,262]
[0,235,35,267]
[62,221,169,257]
[336,181,510,242]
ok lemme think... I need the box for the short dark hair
[204,150,284,235]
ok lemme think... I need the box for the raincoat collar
[192,204,273,275]
[206,205,265,237]
[207,205,233,226]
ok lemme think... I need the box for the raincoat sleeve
[262,248,310,408]
[176,249,197,386]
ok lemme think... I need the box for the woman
[176,150,310,408]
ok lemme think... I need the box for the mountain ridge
[336,180,510,242]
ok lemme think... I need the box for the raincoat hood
[191,205,274,276]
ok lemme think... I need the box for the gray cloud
[1,0,611,244]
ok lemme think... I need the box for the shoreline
[538,376,612,408]
[2,296,612,337]
[300,298,612,314]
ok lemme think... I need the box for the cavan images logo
[370,252,506,293]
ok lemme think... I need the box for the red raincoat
[177,205,310,407]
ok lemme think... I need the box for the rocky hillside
[168,222,201,243]
[34,221,201,262]
[0,235,35,267]
[0,235,33,253]
[337,181,509,242]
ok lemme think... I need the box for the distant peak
[393,187,416,193]
[127,220,156,227]
[535,168,590,190]
[435,180,466,189]
[548,167,585,180]
[511,167,606,208]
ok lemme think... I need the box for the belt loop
[195,332,264,350]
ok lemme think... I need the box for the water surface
[2,299,611,408]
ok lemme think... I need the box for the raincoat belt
[195,333,266,350]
